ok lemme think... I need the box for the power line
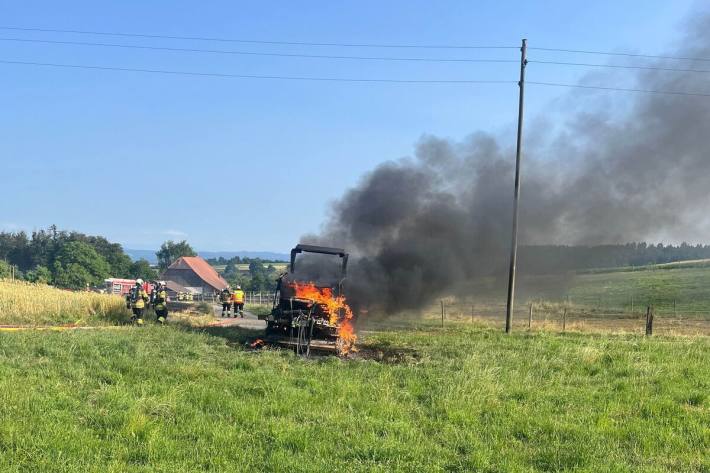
[0,26,518,50]
[5,37,708,72]
[528,81,710,98]
[0,59,517,84]
[529,46,710,63]
[530,59,710,74]
[2,57,709,95]
[3,58,708,97]
[0,37,519,64]
[5,26,709,63]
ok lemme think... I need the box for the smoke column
[304,12,710,313]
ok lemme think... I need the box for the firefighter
[232,285,245,318]
[149,283,157,306]
[153,282,169,324]
[219,287,232,317]
[128,279,149,325]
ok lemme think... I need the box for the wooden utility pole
[505,38,528,334]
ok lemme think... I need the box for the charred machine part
[259,244,349,355]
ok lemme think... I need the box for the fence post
[471,304,474,323]
[645,306,654,336]
[631,294,634,314]
[528,303,533,330]
[562,307,567,332]
[673,299,676,318]
[440,300,444,327]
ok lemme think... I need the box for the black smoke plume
[304,12,710,314]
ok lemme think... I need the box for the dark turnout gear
[128,284,149,325]
[153,286,169,324]
[220,289,232,317]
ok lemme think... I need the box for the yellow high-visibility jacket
[233,290,245,304]
[154,290,167,310]
[132,289,149,309]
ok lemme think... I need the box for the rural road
[209,304,267,330]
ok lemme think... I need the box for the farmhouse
[161,256,229,295]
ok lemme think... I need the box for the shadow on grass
[168,313,427,363]
[172,321,266,347]
[353,342,422,364]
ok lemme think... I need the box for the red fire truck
[104,278,153,296]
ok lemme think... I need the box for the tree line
[4,227,710,289]
[205,256,286,265]
[0,226,158,288]
[205,256,287,292]
[220,259,282,292]
[519,242,710,274]
[0,226,199,290]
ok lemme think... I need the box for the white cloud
[161,229,189,238]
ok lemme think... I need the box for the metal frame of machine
[259,244,348,355]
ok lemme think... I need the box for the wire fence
[429,298,710,336]
[182,291,277,305]
[170,289,710,335]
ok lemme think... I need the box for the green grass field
[567,267,710,313]
[461,265,710,319]
[212,263,288,274]
[0,323,707,472]
[514,266,710,317]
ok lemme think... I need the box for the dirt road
[210,305,267,330]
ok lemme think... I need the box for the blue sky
[0,0,699,252]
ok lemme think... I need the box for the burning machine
[259,244,356,354]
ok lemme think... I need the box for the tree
[0,260,11,279]
[26,265,52,284]
[248,259,266,277]
[28,227,62,269]
[76,235,133,277]
[157,240,197,271]
[52,241,110,289]
[129,259,158,281]
[223,261,238,278]
[0,231,31,270]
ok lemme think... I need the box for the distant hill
[124,249,289,264]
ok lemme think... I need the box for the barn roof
[164,256,229,291]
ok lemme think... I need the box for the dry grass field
[0,280,129,326]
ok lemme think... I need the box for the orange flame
[290,282,357,355]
